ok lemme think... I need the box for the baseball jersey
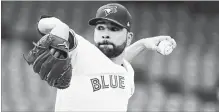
[55,31,135,112]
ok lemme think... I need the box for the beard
[96,40,127,58]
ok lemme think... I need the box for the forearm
[124,39,145,63]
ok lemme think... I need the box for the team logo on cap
[103,6,117,16]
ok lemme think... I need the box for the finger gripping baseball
[23,33,72,89]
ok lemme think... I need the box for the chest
[62,74,132,99]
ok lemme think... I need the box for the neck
[110,52,125,66]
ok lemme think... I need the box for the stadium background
[1,1,219,111]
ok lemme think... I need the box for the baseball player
[24,3,176,112]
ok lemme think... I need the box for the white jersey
[55,33,135,112]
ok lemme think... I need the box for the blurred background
[1,1,219,112]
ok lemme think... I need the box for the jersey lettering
[90,75,125,92]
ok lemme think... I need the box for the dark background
[1,1,219,111]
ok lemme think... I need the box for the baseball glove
[23,33,72,89]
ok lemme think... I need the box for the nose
[102,36,110,39]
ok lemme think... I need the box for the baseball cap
[88,3,132,31]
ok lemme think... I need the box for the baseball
[158,40,173,55]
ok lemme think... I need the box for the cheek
[111,33,127,44]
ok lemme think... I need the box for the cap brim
[88,17,125,28]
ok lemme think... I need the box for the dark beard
[96,40,127,58]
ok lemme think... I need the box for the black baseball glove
[23,33,72,89]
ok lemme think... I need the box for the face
[94,20,133,58]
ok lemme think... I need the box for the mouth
[98,40,114,47]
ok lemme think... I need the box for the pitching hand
[142,36,177,55]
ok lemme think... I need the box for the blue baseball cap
[88,3,132,31]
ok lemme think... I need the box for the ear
[126,32,133,47]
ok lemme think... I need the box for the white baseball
[158,40,173,55]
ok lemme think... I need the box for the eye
[110,27,120,32]
[97,26,105,30]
